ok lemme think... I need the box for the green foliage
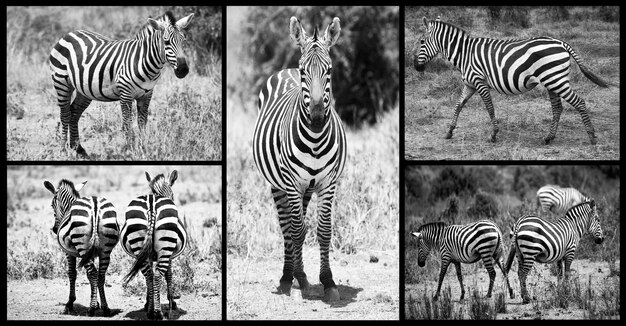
[238,6,398,127]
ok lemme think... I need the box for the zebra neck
[138,29,167,77]
[560,209,589,239]
[440,33,468,69]
[295,101,331,139]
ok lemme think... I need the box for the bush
[467,191,499,219]
[487,6,531,29]
[239,6,399,127]
[430,166,476,201]
[596,6,620,23]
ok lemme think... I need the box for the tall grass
[6,6,222,161]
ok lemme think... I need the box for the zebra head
[290,16,341,133]
[43,179,86,234]
[411,232,431,267]
[586,200,604,244]
[414,16,442,72]
[148,12,194,79]
[145,170,178,200]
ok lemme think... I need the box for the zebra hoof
[102,307,111,317]
[522,297,531,305]
[154,311,163,320]
[88,307,96,317]
[170,300,178,310]
[144,302,150,311]
[489,135,497,143]
[76,146,90,159]
[543,137,553,145]
[444,132,453,139]
[278,281,293,296]
[323,287,340,302]
[590,137,597,145]
[296,277,311,294]
[433,295,439,302]
[63,304,75,315]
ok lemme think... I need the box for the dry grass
[6,6,222,161]
[404,7,620,160]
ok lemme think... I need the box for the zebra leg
[165,264,177,311]
[543,91,564,144]
[453,261,465,300]
[496,257,515,299]
[97,253,112,317]
[317,185,340,302]
[560,86,597,145]
[294,189,314,294]
[68,93,92,158]
[120,98,136,153]
[52,76,73,150]
[482,255,497,298]
[64,255,77,314]
[288,190,307,297]
[84,261,99,316]
[518,259,534,304]
[271,187,294,295]
[446,84,476,139]
[434,258,451,301]
[476,84,499,142]
[136,91,152,154]
[152,267,164,320]
[140,263,154,314]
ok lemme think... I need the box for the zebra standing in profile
[415,17,608,145]
[43,179,119,316]
[505,201,604,303]
[411,221,514,300]
[252,16,346,302]
[120,170,187,320]
[536,185,590,214]
[49,11,194,158]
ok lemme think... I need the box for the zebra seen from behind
[43,179,119,316]
[120,170,187,320]
[49,11,194,158]
[505,201,604,304]
[536,184,590,215]
[414,17,608,145]
[252,16,346,302]
[411,221,514,301]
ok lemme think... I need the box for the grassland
[404,165,620,319]
[404,7,620,160]
[226,7,399,319]
[6,6,222,161]
[6,165,222,320]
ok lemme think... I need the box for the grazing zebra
[120,170,186,320]
[414,17,608,145]
[49,11,194,158]
[536,185,590,214]
[505,201,604,304]
[411,221,514,301]
[252,16,346,302]
[43,179,119,316]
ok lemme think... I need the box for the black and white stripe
[49,11,194,158]
[44,179,119,317]
[120,170,186,320]
[536,185,590,214]
[505,201,604,304]
[415,17,608,145]
[252,16,346,302]
[411,221,514,300]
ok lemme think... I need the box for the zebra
[411,221,514,301]
[414,17,608,145]
[505,200,604,304]
[49,11,194,158]
[536,185,590,215]
[43,179,119,316]
[120,170,186,320]
[252,16,346,302]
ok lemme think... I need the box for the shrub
[467,191,499,219]
[487,6,531,29]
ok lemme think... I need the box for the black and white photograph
[404,165,620,319]
[6,6,222,160]
[404,6,619,160]
[226,6,399,320]
[6,165,222,320]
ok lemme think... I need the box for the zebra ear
[289,16,306,49]
[436,15,441,21]
[44,181,56,194]
[176,13,194,30]
[324,17,341,48]
[75,181,87,192]
[148,18,165,31]
[169,170,178,186]
[589,199,596,209]
[423,17,429,28]
[411,232,421,238]
[145,171,152,182]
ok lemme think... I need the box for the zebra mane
[418,222,447,232]
[432,20,470,38]
[58,179,81,197]
[148,173,167,190]
[135,11,177,39]
[564,200,595,217]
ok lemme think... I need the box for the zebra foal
[252,16,346,302]
[411,221,514,300]
[49,11,194,158]
[43,179,119,316]
[505,201,604,304]
[415,17,608,145]
[120,170,187,320]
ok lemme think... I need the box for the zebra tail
[504,228,517,274]
[123,210,156,285]
[564,42,609,88]
[78,202,99,269]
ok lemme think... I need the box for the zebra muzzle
[310,103,326,131]
[595,237,604,244]
[414,58,425,72]
[174,58,189,79]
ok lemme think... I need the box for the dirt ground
[7,277,221,320]
[405,259,620,320]
[227,248,399,320]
